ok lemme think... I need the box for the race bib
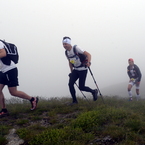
[70,59,75,64]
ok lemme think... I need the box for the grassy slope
[0,96,145,145]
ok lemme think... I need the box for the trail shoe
[92,89,98,101]
[0,109,9,117]
[129,97,133,101]
[30,97,39,110]
[68,101,78,106]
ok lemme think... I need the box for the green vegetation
[1,96,145,144]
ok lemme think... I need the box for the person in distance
[127,58,142,101]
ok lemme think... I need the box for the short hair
[63,36,71,40]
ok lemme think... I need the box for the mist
[0,0,145,99]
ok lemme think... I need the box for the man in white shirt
[0,40,38,117]
[63,36,98,105]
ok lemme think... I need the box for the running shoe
[129,97,133,101]
[92,89,98,101]
[30,97,39,110]
[0,110,9,117]
[68,101,78,106]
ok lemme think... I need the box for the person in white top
[0,40,38,117]
[63,36,98,105]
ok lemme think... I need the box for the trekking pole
[88,67,105,104]
[75,82,90,104]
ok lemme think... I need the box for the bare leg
[8,87,32,100]
[136,89,139,95]
[0,84,6,109]
[8,87,38,110]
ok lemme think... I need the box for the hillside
[1,96,145,145]
[101,81,145,98]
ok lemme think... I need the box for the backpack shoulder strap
[0,40,10,52]
[0,40,6,47]
[73,45,77,55]
[65,45,77,58]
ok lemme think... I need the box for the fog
[0,0,145,99]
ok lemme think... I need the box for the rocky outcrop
[5,128,24,145]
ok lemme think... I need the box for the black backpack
[65,45,88,67]
[0,40,19,65]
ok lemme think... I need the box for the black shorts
[0,68,19,87]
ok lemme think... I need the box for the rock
[5,128,24,145]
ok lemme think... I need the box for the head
[62,36,72,50]
[128,58,134,66]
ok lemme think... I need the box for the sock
[30,97,34,102]
[136,94,140,100]
[128,91,132,98]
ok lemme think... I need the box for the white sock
[136,94,140,100]
[128,91,132,98]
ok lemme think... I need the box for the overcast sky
[0,0,145,99]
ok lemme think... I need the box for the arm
[0,41,7,58]
[83,51,91,67]
[135,65,142,82]
[65,50,73,72]
[68,59,73,72]
[0,48,6,58]
[75,46,91,67]
[127,66,131,79]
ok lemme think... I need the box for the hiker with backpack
[127,58,142,101]
[0,40,38,117]
[63,36,98,105]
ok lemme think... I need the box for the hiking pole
[75,82,90,104]
[88,67,105,104]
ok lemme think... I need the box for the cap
[128,58,134,62]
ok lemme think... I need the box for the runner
[0,40,38,117]
[63,36,98,105]
[127,58,142,101]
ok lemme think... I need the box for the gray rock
[5,128,24,145]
